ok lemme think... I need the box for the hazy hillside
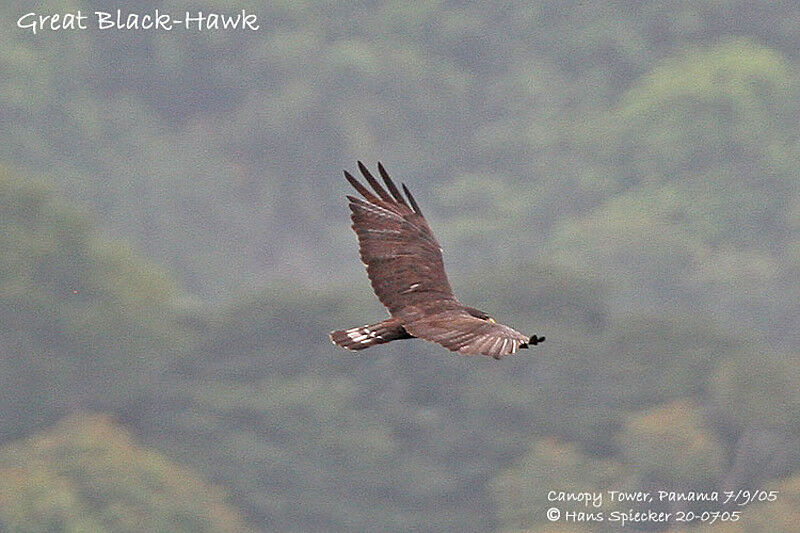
[2,1,798,531]
[0,414,253,532]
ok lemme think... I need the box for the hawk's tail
[329,318,411,351]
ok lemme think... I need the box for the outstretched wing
[399,308,531,359]
[345,162,456,315]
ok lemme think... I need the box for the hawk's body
[329,162,544,359]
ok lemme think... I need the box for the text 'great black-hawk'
[329,162,544,359]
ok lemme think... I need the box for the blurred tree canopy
[1,0,799,531]
[0,170,188,441]
[490,438,626,532]
[0,414,252,532]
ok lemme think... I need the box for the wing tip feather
[358,161,393,202]
[344,170,381,203]
[401,183,422,215]
[377,162,409,206]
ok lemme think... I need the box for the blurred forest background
[2,1,799,531]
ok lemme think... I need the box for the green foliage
[711,349,800,436]
[595,315,732,409]
[491,438,626,532]
[619,401,726,486]
[0,414,252,533]
[0,170,187,440]
[549,38,799,349]
[150,375,408,531]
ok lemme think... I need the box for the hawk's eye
[487,317,496,324]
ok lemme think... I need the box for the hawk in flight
[330,162,544,359]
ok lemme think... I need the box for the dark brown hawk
[329,162,544,359]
